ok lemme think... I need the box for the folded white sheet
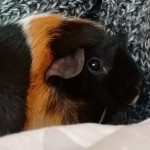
[0,119,150,150]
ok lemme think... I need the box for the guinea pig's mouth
[98,93,142,124]
[98,79,143,124]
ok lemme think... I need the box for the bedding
[0,118,150,150]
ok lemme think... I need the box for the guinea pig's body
[0,14,143,136]
[0,24,31,135]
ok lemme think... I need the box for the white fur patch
[18,13,50,33]
[17,13,51,55]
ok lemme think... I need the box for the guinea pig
[0,14,143,136]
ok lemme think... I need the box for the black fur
[49,21,143,124]
[51,20,105,58]
[0,24,31,135]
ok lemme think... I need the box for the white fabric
[0,119,150,150]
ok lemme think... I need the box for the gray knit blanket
[0,0,150,123]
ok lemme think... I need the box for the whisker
[99,108,107,124]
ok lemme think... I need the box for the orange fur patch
[25,15,63,129]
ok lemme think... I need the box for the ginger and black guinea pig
[0,14,143,136]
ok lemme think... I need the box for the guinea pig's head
[24,15,143,128]
[45,19,143,124]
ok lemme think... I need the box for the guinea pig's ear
[46,48,84,80]
[46,19,104,81]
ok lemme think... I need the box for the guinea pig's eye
[87,57,103,73]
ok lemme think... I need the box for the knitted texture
[0,0,95,25]
[0,0,150,123]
